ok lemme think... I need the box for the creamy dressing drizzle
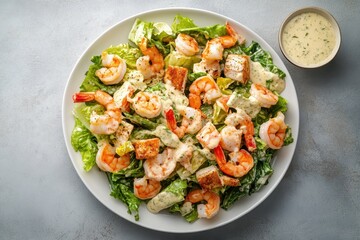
[250,61,285,93]
[282,12,336,66]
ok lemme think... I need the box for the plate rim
[62,7,299,233]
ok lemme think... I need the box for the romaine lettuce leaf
[128,18,154,45]
[217,77,234,95]
[212,103,227,125]
[105,44,142,69]
[108,175,141,221]
[111,156,145,179]
[284,127,294,146]
[171,15,227,45]
[165,51,201,69]
[71,118,98,171]
[129,19,172,56]
[241,41,286,79]
[250,159,273,194]
[123,112,158,130]
[171,15,197,32]
[188,72,207,82]
[169,203,198,223]
[73,103,104,130]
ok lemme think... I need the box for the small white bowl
[279,7,341,68]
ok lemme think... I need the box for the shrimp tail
[165,108,177,131]
[245,134,257,152]
[72,92,95,103]
[213,145,226,166]
[189,93,201,109]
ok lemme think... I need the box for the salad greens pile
[71,14,293,222]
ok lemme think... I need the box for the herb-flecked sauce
[282,12,336,66]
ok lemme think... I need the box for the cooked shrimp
[259,112,287,149]
[133,177,161,200]
[143,148,176,181]
[95,52,127,85]
[186,189,220,219]
[131,91,162,118]
[113,81,135,112]
[96,141,130,172]
[189,75,222,109]
[250,83,279,108]
[180,107,203,134]
[201,22,241,61]
[214,145,254,178]
[136,37,164,79]
[165,108,185,138]
[216,95,230,112]
[202,38,224,61]
[72,90,121,135]
[196,122,221,150]
[166,107,203,138]
[219,125,243,152]
[224,109,256,152]
[193,59,221,79]
[175,33,199,56]
[224,54,250,84]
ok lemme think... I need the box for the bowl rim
[278,6,341,68]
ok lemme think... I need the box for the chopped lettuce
[129,19,172,56]
[111,157,145,179]
[200,104,213,119]
[171,15,197,32]
[107,172,141,221]
[217,77,234,95]
[128,18,154,45]
[71,118,98,171]
[250,159,273,193]
[165,51,201,70]
[241,41,286,79]
[123,112,158,130]
[172,15,227,45]
[169,202,198,223]
[115,141,134,156]
[269,95,288,115]
[212,103,227,125]
[284,127,294,146]
[105,44,142,69]
[188,72,207,82]
[73,103,104,130]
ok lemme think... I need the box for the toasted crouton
[220,175,240,187]
[132,138,160,159]
[196,166,223,190]
[224,54,250,84]
[164,66,188,92]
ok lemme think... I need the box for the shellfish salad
[70,15,293,222]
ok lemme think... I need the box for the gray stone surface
[1,0,359,239]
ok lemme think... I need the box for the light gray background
[1,0,359,239]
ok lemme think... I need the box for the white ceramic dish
[62,8,299,233]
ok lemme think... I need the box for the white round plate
[62,8,299,233]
